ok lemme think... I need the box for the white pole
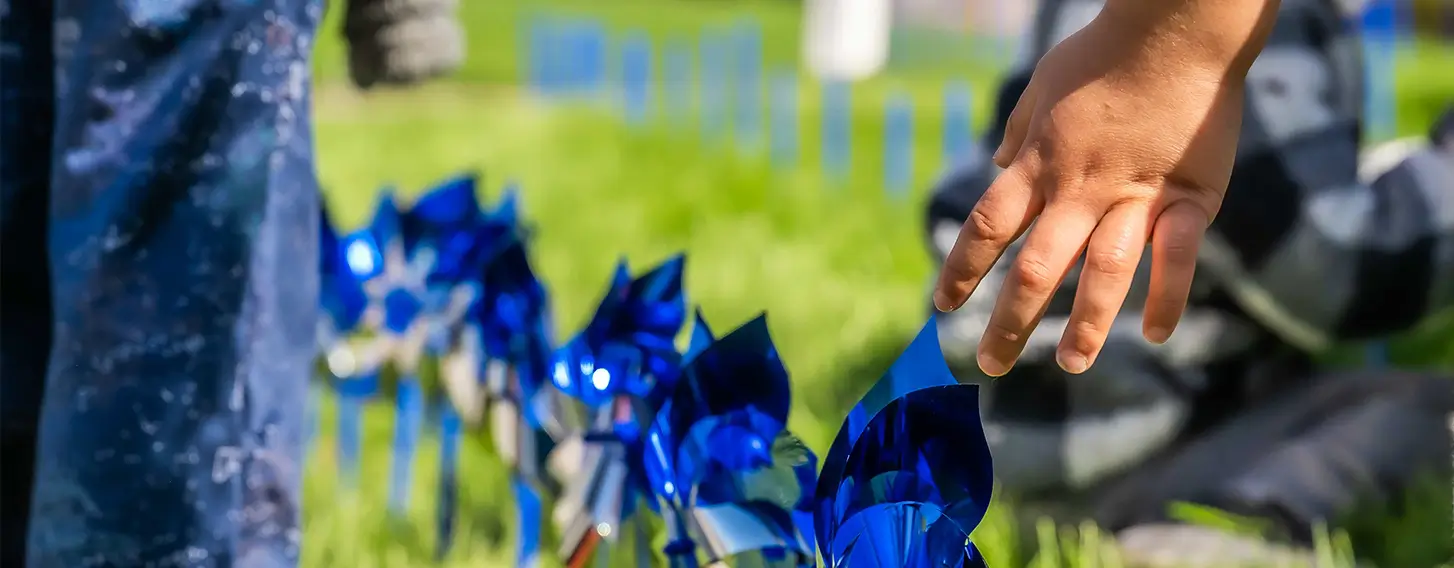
[802,0,894,81]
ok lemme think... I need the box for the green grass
[305,1,1454,566]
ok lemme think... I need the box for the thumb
[993,77,1039,168]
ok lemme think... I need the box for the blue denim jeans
[1,1,320,566]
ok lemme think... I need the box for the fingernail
[1057,350,1089,374]
[1146,327,1172,344]
[977,351,1010,377]
[933,291,959,313]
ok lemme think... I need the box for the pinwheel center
[345,240,377,276]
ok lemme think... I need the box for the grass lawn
[303,1,1454,566]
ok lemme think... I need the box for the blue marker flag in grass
[664,41,694,119]
[822,80,852,181]
[942,82,973,169]
[733,19,764,148]
[524,15,547,94]
[770,71,800,169]
[621,33,654,125]
[644,312,817,567]
[884,93,915,197]
[813,316,995,567]
[572,20,608,97]
[528,15,563,96]
[700,30,730,143]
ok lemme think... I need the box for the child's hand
[932,0,1280,377]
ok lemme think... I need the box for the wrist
[1096,0,1281,79]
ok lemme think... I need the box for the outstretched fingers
[1058,202,1152,373]
[1143,199,1212,344]
[976,201,1099,376]
[933,166,1043,313]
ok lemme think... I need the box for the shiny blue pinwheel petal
[557,255,688,408]
[428,220,517,287]
[582,259,635,343]
[822,387,993,566]
[834,507,988,568]
[813,316,994,567]
[320,205,369,332]
[476,241,549,360]
[320,202,344,275]
[584,256,685,346]
[654,433,817,567]
[648,315,791,496]
[492,183,521,224]
[691,431,817,510]
[340,229,386,282]
[368,189,404,249]
[685,308,715,361]
[382,287,426,335]
[410,173,482,227]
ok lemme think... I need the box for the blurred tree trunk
[1411,0,1454,37]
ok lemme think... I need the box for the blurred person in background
[0,0,460,565]
[927,0,1454,564]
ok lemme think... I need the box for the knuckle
[966,206,1014,244]
[1088,245,1137,276]
[1010,254,1059,296]
[1066,319,1106,353]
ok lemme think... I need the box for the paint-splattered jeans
[1,1,320,566]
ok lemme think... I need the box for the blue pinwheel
[322,190,409,485]
[546,255,688,568]
[316,202,373,473]
[812,316,995,568]
[325,174,506,519]
[401,175,535,559]
[643,311,818,568]
[437,186,561,565]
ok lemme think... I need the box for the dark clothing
[926,0,1454,542]
[1091,370,1453,542]
[1,1,465,564]
[2,1,321,566]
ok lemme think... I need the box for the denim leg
[26,1,323,566]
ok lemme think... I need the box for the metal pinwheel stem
[458,187,565,568]
[318,201,374,483]
[547,255,689,567]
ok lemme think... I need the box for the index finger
[933,166,1042,312]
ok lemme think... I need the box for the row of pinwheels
[317,173,998,567]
